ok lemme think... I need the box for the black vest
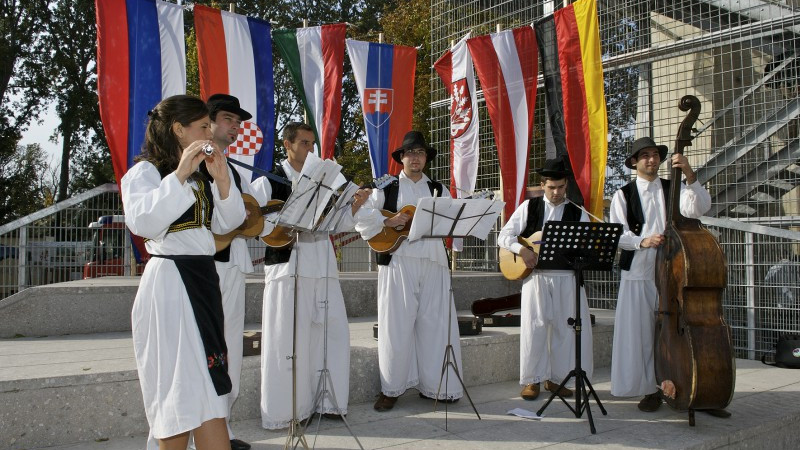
[263,165,294,266]
[618,178,671,271]
[213,162,243,263]
[520,196,583,238]
[376,178,444,266]
[166,176,214,235]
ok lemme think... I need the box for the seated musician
[497,157,592,401]
[354,130,463,411]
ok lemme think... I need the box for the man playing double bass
[609,137,728,417]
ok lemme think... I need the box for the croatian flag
[194,5,275,180]
[96,0,186,184]
[346,40,417,177]
[468,26,538,220]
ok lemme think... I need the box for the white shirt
[355,171,450,268]
[609,178,712,280]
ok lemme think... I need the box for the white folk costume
[121,161,245,441]
[609,177,711,397]
[355,171,463,400]
[250,158,351,430]
[498,197,592,387]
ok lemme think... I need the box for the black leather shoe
[418,392,460,403]
[702,408,731,418]
[230,438,251,450]
[637,393,663,412]
[322,412,347,420]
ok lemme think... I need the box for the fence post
[18,226,27,291]
[746,231,756,360]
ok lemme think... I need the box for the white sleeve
[210,166,246,234]
[610,190,643,251]
[249,176,276,237]
[121,162,196,240]
[354,188,387,241]
[679,180,712,219]
[498,200,529,254]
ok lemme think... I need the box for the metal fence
[428,0,800,358]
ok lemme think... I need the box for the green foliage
[0,143,49,223]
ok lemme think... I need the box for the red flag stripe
[555,6,592,206]
[387,46,417,176]
[320,23,346,160]
[513,27,538,159]
[194,5,230,100]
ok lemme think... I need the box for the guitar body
[498,231,542,281]
[367,205,417,254]
[214,196,284,252]
[261,224,296,249]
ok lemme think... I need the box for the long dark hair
[137,95,210,177]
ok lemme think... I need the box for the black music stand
[409,196,503,429]
[534,221,622,434]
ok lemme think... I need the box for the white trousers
[260,271,350,429]
[377,256,463,399]
[520,272,593,387]
[610,278,658,397]
[218,263,245,438]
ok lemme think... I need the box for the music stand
[302,181,364,450]
[408,196,504,429]
[534,221,622,434]
[272,159,342,450]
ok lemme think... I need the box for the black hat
[534,156,572,179]
[626,137,668,169]
[391,131,437,164]
[207,93,252,121]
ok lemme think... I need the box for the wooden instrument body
[367,205,417,254]
[213,195,283,252]
[259,199,296,249]
[498,231,542,281]
[654,94,735,416]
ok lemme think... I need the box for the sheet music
[408,197,504,241]
[277,156,343,231]
[316,181,359,232]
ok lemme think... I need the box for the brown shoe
[545,380,573,398]
[373,393,398,411]
[638,393,663,412]
[520,383,540,400]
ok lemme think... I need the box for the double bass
[654,95,735,426]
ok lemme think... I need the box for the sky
[17,102,62,165]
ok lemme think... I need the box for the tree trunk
[57,118,73,202]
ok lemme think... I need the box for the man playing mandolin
[498,157,592,401]
[355,130,463,411]
[608,136,727,417]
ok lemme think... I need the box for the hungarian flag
[274,24,346,161]
[467,26,538,219]
[194,5,275,180]
[535,0,608,220]
[434,33,479,200]
[96,0,185,184]
[346,40,417,177]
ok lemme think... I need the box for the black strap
[214,161,244,263]
[618,178,671,271]
[264,165,293,266]
[151,254,231,395]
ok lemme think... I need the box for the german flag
[535,0,608,220]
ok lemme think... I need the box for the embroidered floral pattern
[207,352,227,369]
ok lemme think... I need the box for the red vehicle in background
[83,215,149,278]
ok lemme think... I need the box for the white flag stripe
[491,30,529,208]
[451,34,478,197]
[346,40,369,98]
[221,12,257,176]
[156,1,185,98]
[297,27,325,154]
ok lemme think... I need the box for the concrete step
[0,310,613,449]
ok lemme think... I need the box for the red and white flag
[468,26,538,219]
[434,33,479,200]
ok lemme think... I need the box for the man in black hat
[608,137,719,415]
[208,93,254,450]
[355,130,464,411]
[498,156,591,400]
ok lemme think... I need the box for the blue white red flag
[194,5,275,181]
[346,40,417,177]
[95,0,186,184]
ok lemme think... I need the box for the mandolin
[498,231,542,280]
[213,194,283,252]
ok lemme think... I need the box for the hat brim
[391,145,437,164]
[211,104,253,121]
[535,168,571,178]
[625,145,668,169]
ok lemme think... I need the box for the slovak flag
[346,40,417,177]
[468,26,538,220]
[96,0,186,184]
[194,5,275,181]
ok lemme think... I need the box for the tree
[0,143,49,223]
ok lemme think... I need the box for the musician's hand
[660,380,677,399]
[641,233,665,248]
[175,140,214,183]
[671,153,697,184]
[384,212,411,229]
[203,144,231,199]
[520,247,538,269]
[351,188,372,214]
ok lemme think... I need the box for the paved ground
[31,360,800,450]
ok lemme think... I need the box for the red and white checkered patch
[227,120,263,156]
